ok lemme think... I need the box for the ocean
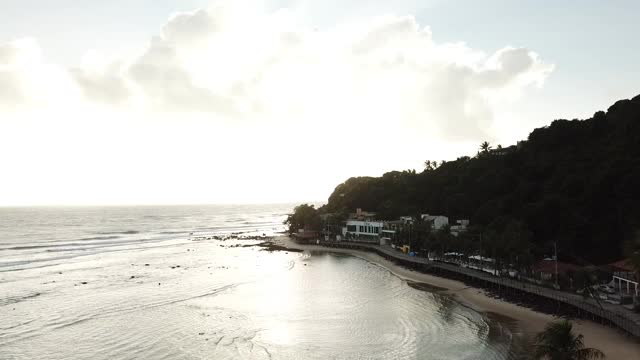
[0,205,520,359]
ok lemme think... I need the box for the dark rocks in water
[158,283,161,286]
[130,276,135,279]
[144,264,150,266]
[80,282,88,285]
[198,332,204,336]
[254,241,303,253]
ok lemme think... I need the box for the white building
[343,220,384,243]
[450,219,470,236]
[399,216,414,224]
[421,214,449,230]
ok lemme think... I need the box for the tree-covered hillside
[321,94,640,264]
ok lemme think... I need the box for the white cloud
[162,8,220,44]
[1,3,553,140]
[0,38,80,110]
[0,38,45,106]
[0,1,555,205]
[63,4,550,140]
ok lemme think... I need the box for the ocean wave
[4,237,124,251]
[97,230,140,235]
[77,235,121,241]
[0,236,120,251]
[0,292,41,307]
[0,240,185,272]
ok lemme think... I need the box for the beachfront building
[343,220,384,244]
[379,229,395,246]
[399,216,414,224]
[382,219,415,246]
[421,214,449,230]
[533,259,580,283]
[450,219,470,236]
[293,225,320,243]
[608,259,639,296]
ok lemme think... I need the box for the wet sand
[275,236,640,360]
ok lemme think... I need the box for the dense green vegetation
[319,94,640,265]
[283,204,321,235]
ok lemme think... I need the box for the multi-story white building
[343,220,384,243]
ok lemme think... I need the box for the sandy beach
[275,236,640,359]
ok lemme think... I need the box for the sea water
[0,205,522,359]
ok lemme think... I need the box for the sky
[1,0,639,206]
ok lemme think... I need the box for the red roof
[608,259,634,272]
[534,260,581,274]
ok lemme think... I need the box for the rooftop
[608,259,635,272]
[534,260,581,274]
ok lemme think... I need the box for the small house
[421,214,449,230]
[533,259,580,282]
[608,259,638,296]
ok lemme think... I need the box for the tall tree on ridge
[480,141,492,154]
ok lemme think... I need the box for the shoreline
[273,236,640,359]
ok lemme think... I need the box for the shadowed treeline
[321,94,640,265]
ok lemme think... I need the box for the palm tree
[424,160,436,171]
[534,320,605,359]
[479,141,492,154]
[424,160,431,170]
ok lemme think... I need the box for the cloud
[70,60,130,105]
[0,1,553,141]
[0,38,79,109]
[162,9,219,44]
[0,38,40,106]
